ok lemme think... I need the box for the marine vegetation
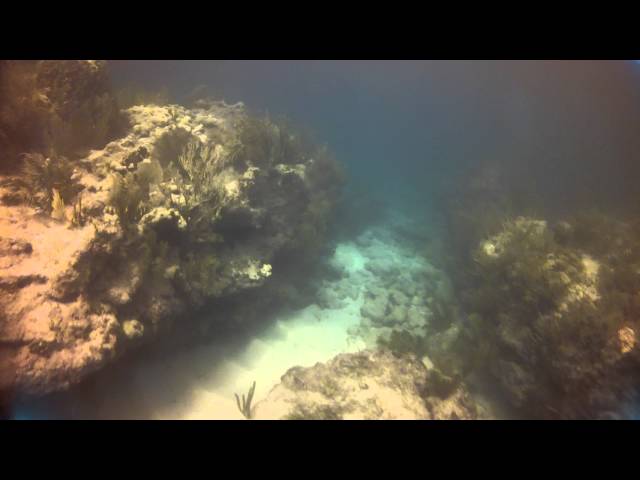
[21,152,77,211]
[469,217,586,318]
[108,172,147,227]
[0,60,125,170]
[176,140,226,210]
[377,330,427,358]
[175,252,230,304]
[447,213,640,418]
[234,381,256,419]
[2,92,345,397]
[69,193,85,228]
[50,188,66,221]
[35,60,124,155]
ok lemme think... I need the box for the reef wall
[0,61,344,398]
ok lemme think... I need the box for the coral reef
[252,350,485,419]
[0,61,125,171]
[20,152,78,211]
[433,159,640,418]
[0,82,343,396]
[442,211,640,418]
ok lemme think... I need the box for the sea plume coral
[21,152,76,210]
[234,381,256,419]
[50,188,66,221]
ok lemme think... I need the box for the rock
[407,305,429,327]
[253,350,482,420]
[138,207,187,232]
[360,295,388,323]
[0,237,32,256]
[316,287,347,310]
[0,76,344,396]
[0,274,46,292]
[388,304,407,324]
[389,288,409,306]
[365,258,398,278]
[425,323,471,379]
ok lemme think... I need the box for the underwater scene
[2,60,640,420]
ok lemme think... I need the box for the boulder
[253,350,482,420]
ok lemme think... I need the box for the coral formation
[442,203,640,417]
[347,220,447,348]
[0,75,344,397]
[0,61,124,171]
[9,61,636,421]
[252,350,486,419]
[20,152,77,211]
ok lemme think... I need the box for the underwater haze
[109,60,640,211]
[3,60,640,419]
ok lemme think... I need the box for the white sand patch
[17,211,442,420]
[125,221,438,419]
[138,292,367,419]
[162,217,442,419]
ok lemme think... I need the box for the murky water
[4,60,640,419]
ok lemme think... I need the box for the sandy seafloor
[13,206,502,420]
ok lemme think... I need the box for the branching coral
[69,193,85,228]
[107,157,163,229]
[177,140,225,209]
[108,172,146,227]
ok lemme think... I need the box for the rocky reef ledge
[253,349,489,419]
[0,96,343,397]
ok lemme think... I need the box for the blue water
[109,60,640,209]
